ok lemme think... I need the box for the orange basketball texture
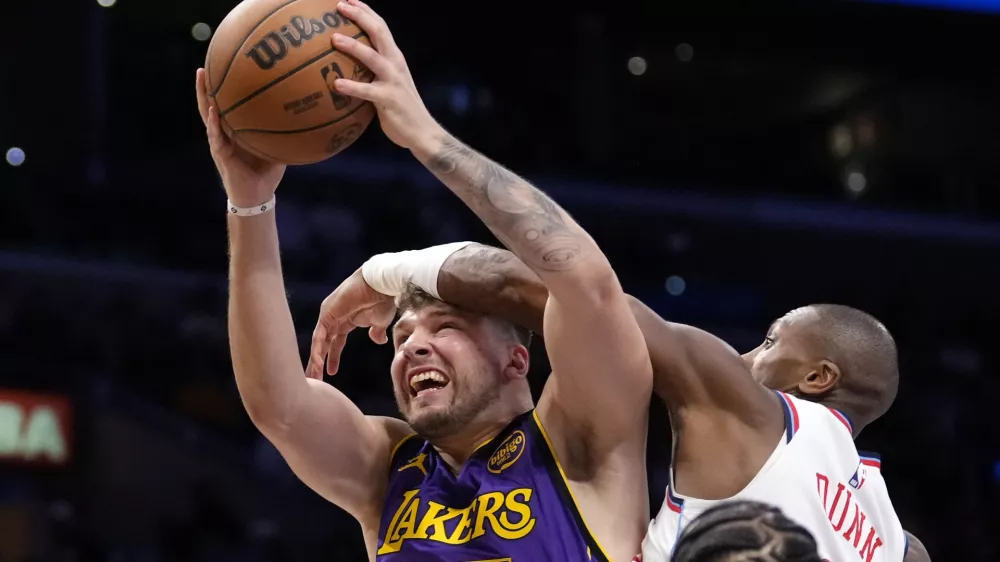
[205,0,375,165]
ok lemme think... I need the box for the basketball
[205,0,375,165]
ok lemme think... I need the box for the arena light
[845,169,867,198]
[828,124,853,159]
[449,85,471,115]
[627,56,647,76]
[665,275,686,297]
[675,43,694,63]
[192,23,213,42]
[858,0,1000,16]
[5,147,24,167]
[97,0,116,7]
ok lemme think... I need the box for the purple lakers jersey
[376,410,608,561]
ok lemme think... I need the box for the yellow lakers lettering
[378,488,537,554]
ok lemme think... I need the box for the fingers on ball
[337,1,393,52]
[207,107,221,138]
[195,69,210,125]
[333,34,388,76]
[334,79,378,102]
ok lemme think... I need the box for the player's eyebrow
[391,320,411,344]
[391,308,471,344]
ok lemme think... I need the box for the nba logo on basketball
[849,462,867,490]
[320,63,351,110]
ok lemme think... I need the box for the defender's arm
[437,245,778,429]
[904,531,931,562]
[436,243,546,335]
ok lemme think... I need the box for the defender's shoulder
[904,531,931,562]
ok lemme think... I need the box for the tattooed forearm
[442,245,537,295]
[450,245,513,275]
[425,136,585,272]
[438,244,548,334]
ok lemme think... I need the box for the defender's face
[742,309,820,392]
[390,304,507,439]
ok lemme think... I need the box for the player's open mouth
[408,369,450,398]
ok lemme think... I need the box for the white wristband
[361,242,473,299]
[227,195,276,217]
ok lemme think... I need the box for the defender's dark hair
[809,304,899,427]
[671,501,821,562]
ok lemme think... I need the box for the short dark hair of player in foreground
[671,500,822,562]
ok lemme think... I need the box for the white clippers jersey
[640,392,906,562]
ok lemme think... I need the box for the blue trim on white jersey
[775,391,799,443]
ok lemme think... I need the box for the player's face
[390,304,511,440]
[742,308,820,393]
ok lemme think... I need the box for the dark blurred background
[3,0,1000,560]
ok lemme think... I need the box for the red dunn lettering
[816,473,884,562]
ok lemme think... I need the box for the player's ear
[504,344,530,381]
[799,360,840,396]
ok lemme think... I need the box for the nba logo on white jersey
[849,462,867,490]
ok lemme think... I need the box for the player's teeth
[409,371,448,391]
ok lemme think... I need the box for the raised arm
[411,114,652,448]
[196,69,402,525]
[330,2,652,454]
[226,207,404,521]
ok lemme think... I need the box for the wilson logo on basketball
[245,11,358,71]
[487,430,526,474]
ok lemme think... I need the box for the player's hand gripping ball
[325,0,440,151]
[204,0,377,165]
[195,68,285,208]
